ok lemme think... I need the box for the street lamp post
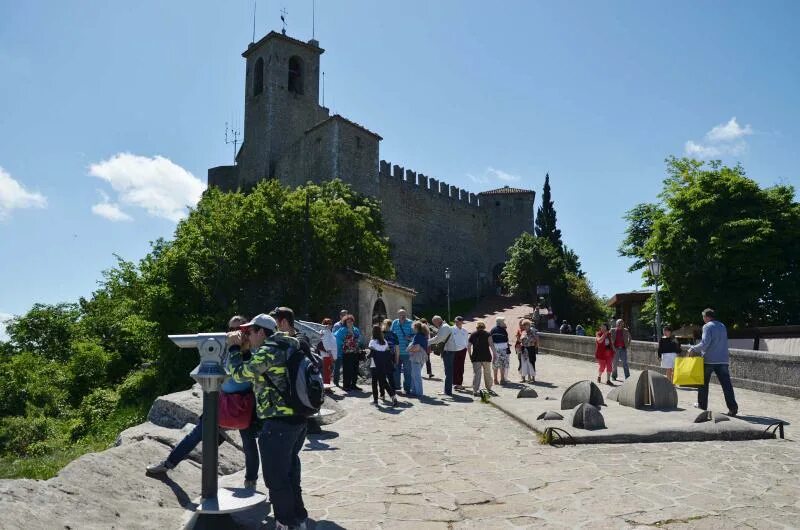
[648,255,663,341]
[445,267,451,323]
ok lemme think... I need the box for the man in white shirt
[429,315,455,395]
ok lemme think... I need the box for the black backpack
[267,335,325,417]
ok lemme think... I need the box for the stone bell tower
[235,31,328,188]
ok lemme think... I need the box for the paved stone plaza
[202,304,800,529]
[276,350,800,529]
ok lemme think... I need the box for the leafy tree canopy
[620,157,800,327]
[501,233,604,326]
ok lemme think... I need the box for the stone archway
[372,298,387,325]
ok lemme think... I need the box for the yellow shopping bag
[673,356,704,386]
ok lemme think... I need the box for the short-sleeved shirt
[391,318,414,358]
[468,329,492,362]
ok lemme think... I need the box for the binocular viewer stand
[169,333,267,515]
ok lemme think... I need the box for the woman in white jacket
[319,317,338,386]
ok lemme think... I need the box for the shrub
[0,416,53,455]
[117,367,161,405]
[66,340,117,405]
[70,388,118,440]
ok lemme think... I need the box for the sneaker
[244,479,257,490]
[372,400,378,405]
[353,385,363,391]
[146,460,172,475]
[606,380,613,386]
[391,397,399,407]
[693,403,704,409]
[488,390,498,397]
[727,410,738,417]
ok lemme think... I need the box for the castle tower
[478,186,536,284]
[236,32,328,187]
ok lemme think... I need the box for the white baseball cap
[239,313,277,332]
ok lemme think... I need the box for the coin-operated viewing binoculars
[168,332,266,514]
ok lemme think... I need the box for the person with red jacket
[595,324,615,386]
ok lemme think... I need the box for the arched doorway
[372,298,387,324]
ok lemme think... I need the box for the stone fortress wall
[208,31,536,306]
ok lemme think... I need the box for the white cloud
[91,191,133,222]
[88,153,205,222]
[468,167,521,185]
[705,117,753,143]
[684,117,753,159]
[0,166,47,219]
[0,312,12,342]
[487,167,521,182]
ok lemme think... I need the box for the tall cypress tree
[535,173,563,249]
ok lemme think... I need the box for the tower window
[288,56,304,95]
[356,136,362,148]
[253,57,264,96]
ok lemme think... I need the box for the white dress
[520,351,535,377]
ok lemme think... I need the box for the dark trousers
[442,350,455,395]
[453,349,467,386]
[259,418,308,527]
[342,352,360,389]
[371,367,396,401]
[697,363,739,413]
[425,351,433,376]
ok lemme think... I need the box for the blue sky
[1,0,799,336]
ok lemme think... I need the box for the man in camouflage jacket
[227,307,308,530]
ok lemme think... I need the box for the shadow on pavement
[308,519,348,529]
[418,395,448,406]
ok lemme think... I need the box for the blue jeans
[166,413,260,481]
[333,356,343,386]
[409,361,424,396]
[394,356,413,392]
[260,419,308,527]
[697,363,739,414]
[612,348,630,379]
[442,350,455,395]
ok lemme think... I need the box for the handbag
[218,391,254,430]
[673,356,704,387]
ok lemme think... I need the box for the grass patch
[0,403,148,480]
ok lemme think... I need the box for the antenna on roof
[251,0,257,43]
[280,7,288,35]
[312,0,316,39]
[322,71,325,107]
[225,122,241,165]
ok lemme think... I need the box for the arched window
[288,56,304,95]
[253,57,264,96]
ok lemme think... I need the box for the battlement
[379,160,480,207]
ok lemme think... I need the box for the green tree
[534,173,563,249]
[5,303,80,361]
[501,233,604,326]
[620,157,800,327]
